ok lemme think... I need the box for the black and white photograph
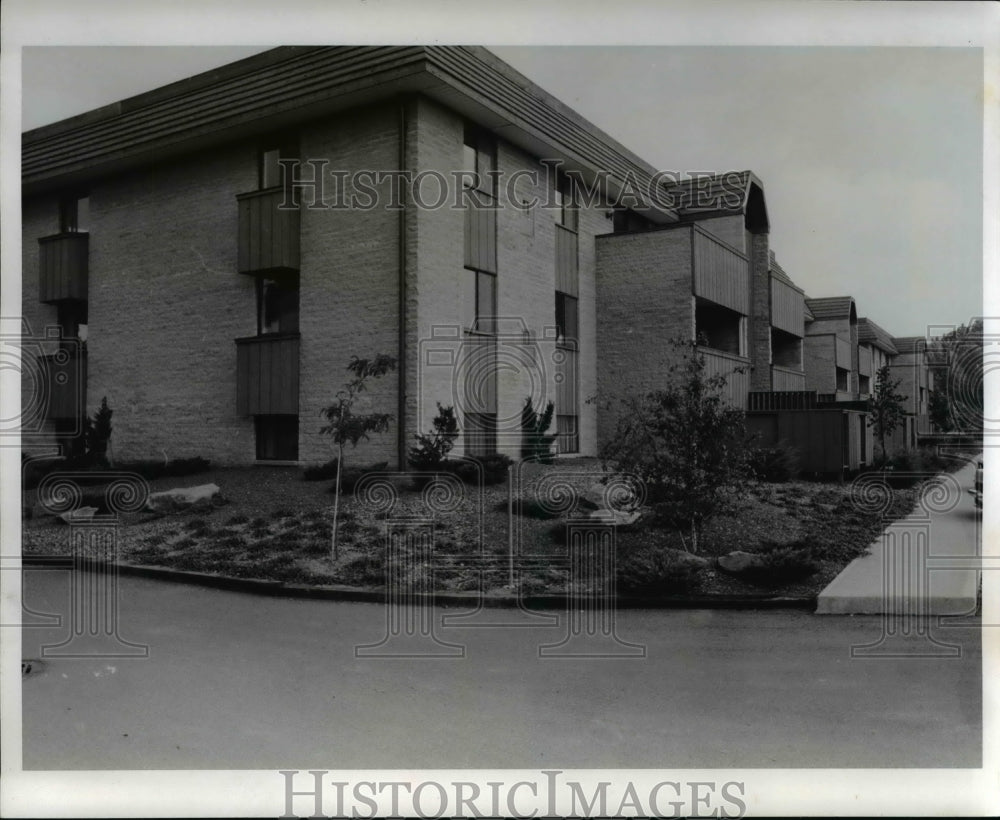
[2,1,996,817]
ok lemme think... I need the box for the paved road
[21,571,980,769]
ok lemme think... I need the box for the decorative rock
[663,548,711,569]
[587,508,642,527]
[717,550,766,574]
[58,506,99,525]
[146,483,220,513]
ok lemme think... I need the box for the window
[464,269,496,335]
[836,368,849,392]
[60,195,89,233]
[859,375,871,395]
[464,412,497,457]
[464,126,495,194]
[255,415,298,461]
[555,177,578,232]
[557,415,578,455]
[555,292,578,344]
[257,276,300,335]
[57,301,88,348]
[260,148,283,190]
[695,299,743,355]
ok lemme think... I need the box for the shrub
[616,548,705,595]
[302,459,340,482]
[739,545,818,588]
[748,441,800,483]
[521,398,557,463]
[453,453,513,486]
[408,404,459,471]
[326,461,389,495]
[495,498,562,520]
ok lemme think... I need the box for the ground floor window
[859,374,870,394]
[556,414,579,454]
[464,412,497,456]
[836,367,849,392]
[255,415,298,461]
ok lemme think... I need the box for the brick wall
[75,143,258,464]
[298,103,402,468]
[595,225,694,449]
[749,232,772,390]
[803,334,837,394]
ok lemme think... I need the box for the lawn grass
[20,458,955,597]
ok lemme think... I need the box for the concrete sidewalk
[817,458,981,615]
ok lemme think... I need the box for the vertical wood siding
[692,228,749,314]
[835,336,852,368]
[770,277,804,336]
[460,333,498,413]
[38,233,89,303]
[463,192,497,273]
[554,225,579,295]
[771,365,806,391]
[698,347,749,408]
[235,334,300,415]
[237,189,300,274]
[43,352,87,420]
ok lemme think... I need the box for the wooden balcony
[771,364,806,391]
[38,233,88,303]
[693,227,749,314]
[235,334,299,416]
[835,336,852,368]
[42,351,86,420]
[237,189,300,275]
[698,346,750,409]
[770,276,804,336]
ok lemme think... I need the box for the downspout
[397,99,408,469]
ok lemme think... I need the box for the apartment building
[23,46,686,468]
[856,317,898,397]
[595,170,769,424]
[803,296,859,399]
[887,335,933,449]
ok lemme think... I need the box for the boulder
[58,506,100,525]
[662,548,711,569]
[146,483,220,513]
[717,550,766,574]
[587,508,642,528]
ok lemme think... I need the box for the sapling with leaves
[320,354,397,560]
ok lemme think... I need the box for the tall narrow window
[255,415,298,461]
[257,276,300,335]
[60,195,89,233]
[556,176,578,232]
[260,147,283,190]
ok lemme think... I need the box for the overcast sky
[20,44,983,338]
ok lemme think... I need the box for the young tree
[600,339,752,554]
[868,364,907,464]
[926,319,983,434]
[521,397,557,463]
[928,388,953,433]
[408,403,459,471]
[320,354,397,560]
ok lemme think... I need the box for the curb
[21,555,817,611]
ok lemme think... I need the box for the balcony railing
[237,189,300,275]
[771,364,806,391]
[38,233,88,303]
[835,336,852,368]
[698,346,750,409]
[692,228,749,315]
[235,334,300,416]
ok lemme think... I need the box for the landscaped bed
[20,454,969,600]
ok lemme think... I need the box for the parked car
[969,460,983,508]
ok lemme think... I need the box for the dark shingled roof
[891,336,928,354]
[664,171,752,214]
[858,318,899,355]
[804,296,855,321]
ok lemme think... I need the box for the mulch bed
[21,458,928,598]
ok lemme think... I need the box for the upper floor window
[555,176,578,232]
[257,276,300,335]
[60,195,89,233]
[464,126,495,195]
[555,291,578,345]
[258,139,298,191]
[464,269,497,335]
